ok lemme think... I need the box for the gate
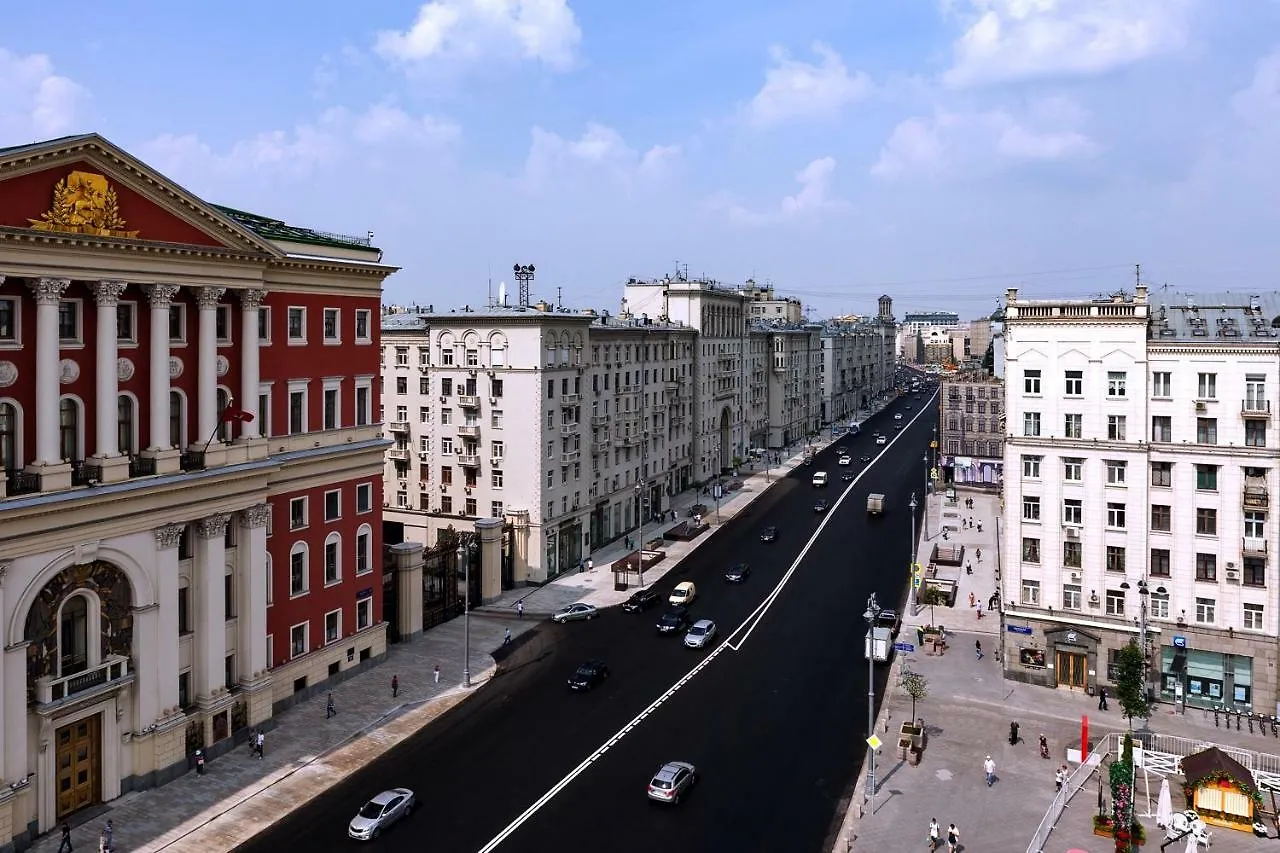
[423,544,463,631]
[501,522,515,591]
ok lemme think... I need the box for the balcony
[389,420,410,433]
[388,448,410,461]
[560,394,581,406]
[179,451,206,472]
[1244,536,1268,556]
[591,415,609,427]
[1244,486,1269,509]
[457,425,481,438]
[70,461,96,487]
[35,655,130,705]
[457,395,480,409]
[1242,399,1271,418]
[128,456,156,478]
[4,468,40,497]
[561,422,580,435]
[561,450,581,463]
[457,454,481,467]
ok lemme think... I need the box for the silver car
[684,619,717,649]
[552,602,598,623]
[647,760,698,804]
[348,788,414,840]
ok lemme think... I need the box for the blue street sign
[1007,625,1033,635]
[1173,635,1187,648]
[894,642,915,652]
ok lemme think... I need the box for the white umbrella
[1183,831,1197,853]
[1156,777,1174,828]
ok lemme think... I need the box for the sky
[2,0,1280,319]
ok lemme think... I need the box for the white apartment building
[897,310,960,362]
[1001,285,1280,714]
[759,322,823,446]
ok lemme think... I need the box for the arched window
[0,402,17,471]
[289,542,308,597]
[169,391,185,449]
[118,395,135,456]
[59,594,89,676]
[324,531,341,585]
[58,397,79,461]
[355,523,373,575]
[216,387,232,442]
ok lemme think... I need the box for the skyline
[3,1,1279,317]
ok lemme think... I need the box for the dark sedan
[759,526,779,543]
[813,499,829,513]
[724,563,751,583]
[657,606,691,634]
[622,588,661,613]
[567,659,610,691]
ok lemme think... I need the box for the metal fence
[1108,730,1280,792]
[1026,750,1106,853]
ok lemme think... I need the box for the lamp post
[1119,579,1165,717]
[922,452,930,539]
[864,592,881,804]
[457,543,471,688]
[908,493,919,616]
[634,481,645,586]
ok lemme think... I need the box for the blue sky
[3,0,1280,318]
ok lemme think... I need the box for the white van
[812,471,828,487]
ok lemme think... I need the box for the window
[117,395,135,456]
[1106,502,1126,528]
[1105,460,1126,485]
[492,500,504,517]
[258,306,271,343]
[492,379,504,397]
[357,483,373,513]
[441,378,452,397]
[265,554,273,606]
[289,383,308,434]
[1195,553,1216,582]
[1022,455,1041,478]
[441,408,452,426]
[1151,461,1172,486]
[465,497,477,516]
[290,622,308,659]
[491,409,504,428]
[224,574,235,620]
[440,344,454,366]
[395,347,409,367]
[355,378,372,426]
[1245,510,1266,539]
[0,402,18,470]
[1152,371,1171,397]
[0,297,17,344]
[1151,416,1171,442]
[257,386,272,438]
[1150,591,1169,619]
[465,349,479,367]
[491,440,504,459]
[1021,580,1041,606]
[357,597,373,631]
[167,303,184,343]
[1244,556,1266,586]
[323,379,341,430]
[177,587,190,633]
[441,437,454,455]
[1021,537,1040,563]
[323,308,340,343]
[1107,415,1126,441]
[1195,418,1217,445]
[1194,597,1215,624]
[289,544,309,596]
[1194,464,1218,491]
[1105,545,1126,573]
[1244,603,1264,631]
[396,377,407,395]
[287,307,306,342]
[58,397,80,461]
[441,465,453,484]
[355,309,371,343]
[1107,371,1127,397]
[1023,412,1041,437]
[324,489,341,521]
[1022,495,1041,521]
[1105,589,1125,617]
[1062,584,1082,610]
[1063,498,1082,525]
[1195,507,1217,536]
[1246,420,1267,447]
[441,495,453,514]
[1064,413,1083,438]
[1197,372,1217,399]
[289,496,308,530]
[1064,370,1083,396]
[56,299,83,343]
[215,304,232,343]
[492,469,504,488]
[419,378,430,395]
[1063,458,1082,481]
[1023,369,1041,395]
[1064,541,1082,568]
[116,302,136,343]
[324,534,341,585]
[1151,505,1171,531]
[1150,548,1171,577]
[356,526,372,575]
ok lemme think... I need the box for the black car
[841,472,855,481]
[623,588,661,613]
[860,455,872,463]
[759,526,779,542]
[657,606,691,634]
[813,499,829,513]
[725,562,751,582]
[835,446,847,455]
[567,659,609,691]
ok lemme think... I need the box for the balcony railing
[1242,399,1271,417]
[562,450,581,463]
[4,468,40,497]
[70,460,94,487]
[1243,536,1269,555]
[1244,487,1269,509]
[591,415,609,427]
[36,655,130,705]
[457,395,480,408]
[388,448,410,461]
[389,420,410,433]
[561,422,580,435]
[457,454,481,467]
[560,394,581,406]
[457,425,481,438]
[179,451,206,472]
[128,456,156,478]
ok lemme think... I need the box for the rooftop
[1148,291,1280,343]
[213,204,377,252]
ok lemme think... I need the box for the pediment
[1014,346,1048,361]
[1057,347,1089,362]
[0,134,278,255]
[1100,347,1135,363]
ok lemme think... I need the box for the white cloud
[717,157,848,226]
[1232,48,1280,130]
[523,122,680,191]
[744,43,873,127]
[943,0,1192,88]
[0,48,90,142]
[375,0,581,71]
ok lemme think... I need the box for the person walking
[946,823,959,852]
[326,692,336,718]
[391,675,399,698]
[503,628,512,645]
[255,729,264,759]
[102,820,113,853]
[433,663,441,684]
[1054,765,1065,792]
[195,749,205,775]
[517,600,524,619]
[57,822,72,853]
[927,817,940,850]
[984,755,996,787]
[975,639,983,660]
[1098,686,1109,711]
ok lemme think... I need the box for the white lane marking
[476,393,937,852]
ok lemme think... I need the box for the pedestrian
[195,749,205,775]
[578,559,584,574]
[965,562,972,576]
[989,592,998,610]
[433,663,441,684]
[326,692,336,718]
[1055,765,1065,792]
[916,626,925,647]
[104,819,112,851]
[98,831,107,853]
[968,591,976,608]
[586,557,594,572]
[975,547,982,561]
[1098,686,1109,711]
[57,822,72,853]
[946,823,959,852]
[984,754,996,787]
[928,817,940,850]
[256,729,264,759]
[975,639,983,660]
[517,600,524,619]
[392,675,399,698]
[977,521,983,533]
[504,628,512,645]
[977,602,984,619]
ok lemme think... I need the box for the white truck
[867,493,885,515]
[812,471,828,487]
[865,626,892,663]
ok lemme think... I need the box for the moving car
[724,563,751,582]
[812,471,828,487]
[684,619,718,648]
[622,588,661,613]
[759,526,779,542]
[876,435,887,445]
[647,761,698,804]
[669,581,697,607]
[552,602,598,623]
[838,455,852,466]
[349,788,415,840]
[894,413,903,420]
[567,659,609,691]
[877,609,902,637]
[841,473,855,482]
[835,445,848,455]
[657,606,691,634]
[860,455,872,463]
[813,498,829,513]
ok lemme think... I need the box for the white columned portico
[27,278,69,467]
[239,290,266,441]
[193,514,229,703]
[195,287,225,448]
[237,505,270,683]
[153,524,183,715]
[92,281,130,482]
[143,285,180,472]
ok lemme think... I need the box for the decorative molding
[242,503,271,529]
[117,357,135,382]
[216,355,230,377]
[0,361,16,388]
[143,284,181,307]
[240,289,268,311]
[197,286,227,310]
[58,358,80,384]
[154,523,184,550]
[169,356,183,379]
[28,277,70,305]
[197,513,230,540]
[92,280,128,307]
[0,561,7,586]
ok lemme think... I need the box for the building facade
[897,310,960,362]
[948,319,993,368]
[759,323,822,446]
[0,134,392,847]
[940,371,1005,485]
[1001,286,1280,715]
[819,303,897,426]
[742,280,804,323]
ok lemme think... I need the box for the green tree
[901,671,929,721]
[1113,640,1151,728]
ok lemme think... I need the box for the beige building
[940,371,1005,484]
[742,280,804,323]
[758,322,823,446]
[949,319,994,367]
[820,295,898,424]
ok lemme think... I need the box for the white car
[838,456,852,466]
[349,788,415,840]
[684,619,717,648]
[876,435,887,445]
[894,413,903,420]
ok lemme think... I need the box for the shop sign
[1173,635,1188,648]
[1007,625,1033,635]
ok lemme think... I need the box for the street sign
[930,467,940,480]
[712,483,723,500]
[1007,625,1033,635]
[866,734,882,751]
[912,576,921,589]
[1173,635,1188,648]
[894,642,915,653]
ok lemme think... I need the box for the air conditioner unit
[1225,569,1240,582]
[419,482,428,490]
[1069,571,1081,583]
[419,366,429,374]
[1195,401,1207,412]
[439,483,446,491]
[439,396,446,403]
[489,397,497,404]
[1088,592,1100,606]
[1063,527,1080,539]
[465,487,472,494]
[418,451,429,459]
[491,457,503,465]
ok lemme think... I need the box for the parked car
[759,526,779,542]
[647,761,698,804]
[669,581,697,607]
[567,659,609,691]
[348,788,415,840]
[724,563,751,582]
[813,499,829,513]
[877,609,902,637]
[657,606,691,634]
[622,588,661,612]
[552,602,598,623]
[684,619,718,648]
[876,435,887,445]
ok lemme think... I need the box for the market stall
[1180,746,1261,831]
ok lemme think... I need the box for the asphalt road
[235,389,937,853]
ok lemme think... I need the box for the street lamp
[633,481,645,586]
[922,452,930,539]
[863,592,881,804]
[908,493,919,616]
[457,543,471,687]
[1119,579,1166,709]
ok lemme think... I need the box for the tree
[901,670,929,722]
[1113,640,1151,728]
[982,341,995,372]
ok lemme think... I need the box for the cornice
[0,226,268,263]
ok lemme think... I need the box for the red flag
[220,408,255,424]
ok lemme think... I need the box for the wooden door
[55,715,100,819]
[1055,651,1087,688]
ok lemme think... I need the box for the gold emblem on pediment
[29,170,140,238]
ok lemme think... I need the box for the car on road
[877,609,902,637]
[552,602,598,623]
[838,455,851,466]
[669,581,697,607]
[759,526,779,542]
[841,472,855,482]
[876,435,887,445]
[894,413,903,420]
[647,761,698,804]
[724,562,751,582]
[622,588,661,612]
[684,619,718,648]
[895,424,904,430]
[813,498,829,513]
[348,788,415,840]
[861,455,872,463]
[835,445,848,455]
[905,405,912,410]
[567,659,610,691]
[657,606,691,634]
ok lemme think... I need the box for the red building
[0,134,395,843]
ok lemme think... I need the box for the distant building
[898,310,961,362]
[741,279,804,323]
[818,296,897,424]
[939,372,1005,485]
[949,319,993,367]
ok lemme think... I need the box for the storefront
[1161,646,1253,711]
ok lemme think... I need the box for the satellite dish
[498,282,507,306]
[528,264,536,273]
[513,264,521,273]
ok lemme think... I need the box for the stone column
[131,602,160,729]
[143,285,180,472]
[193,514,229,703]
[153,523,183,716]
[239,290,266,441]
[236,504,270,684]
[390,542,424,641]
[27,278,69,467]
[92,281,130,482]
[475,518,504,602]
[195,287,225,448]
[3,639,28,788]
